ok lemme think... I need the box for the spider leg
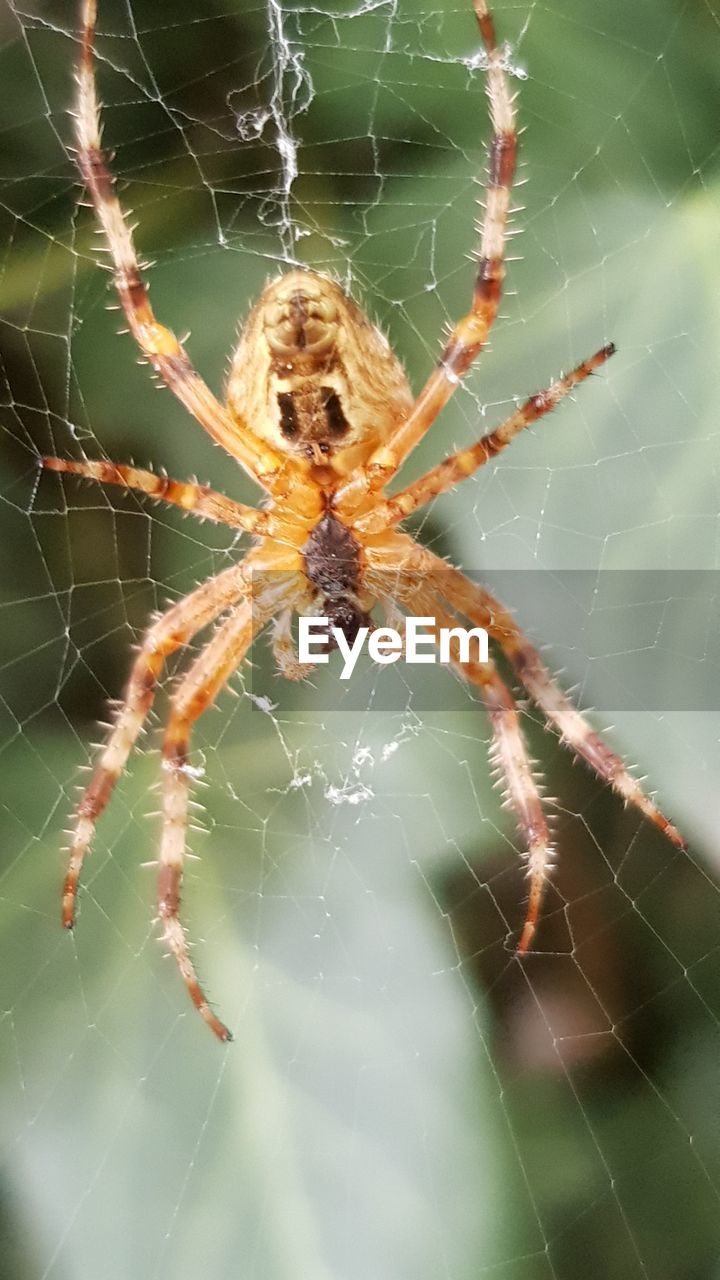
[159,602,254,1042]
[430,557,687,851]
[335,0,517,513]
[271,608,317,681]
[42,457,267,533]
[457,655,553,953]
[157,579,302,1040]
[74,0,283,489]
[386,581,553,951]
[62,561,251,928]
[354,344,615,533]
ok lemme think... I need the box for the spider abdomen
[226,270,414,468]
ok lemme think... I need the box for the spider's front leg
[62,562,251,929]
[159,603,254,1042]
[392,538,688,852]
[157,574,303,1040]
[271,609,317,681]
[381,580,553,951]
[369,533,687,949]
[436,564,687,851]
[456,654,554,953]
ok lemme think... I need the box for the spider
[43,0,686,1042]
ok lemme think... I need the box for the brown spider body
[302,512,373,649]
[227,270,413,477]
[226,269,413,649]
[43,0,687,1041]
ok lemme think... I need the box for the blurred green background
[1,0,720,1277]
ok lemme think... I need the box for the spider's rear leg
[354,344,615,534]
[62,563,249,928]
[42,457,268,533]
[334,0,519,515]
[74,0,283,488]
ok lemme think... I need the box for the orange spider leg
[62,561,251,929]
[431,559,688,852]
[458,656,553,953]
[355,344,615,533]
[158,603,254,1042]
[335,0,517,514]
[157,577,303,1040]
[75,0,283,489]
[42,457,268,533]
[386,583,553,952]
[271,608,317,681]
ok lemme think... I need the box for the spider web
[2,1,720,1276]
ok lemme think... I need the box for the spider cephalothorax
[43,0,686,1041]
[302,512,374,650]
